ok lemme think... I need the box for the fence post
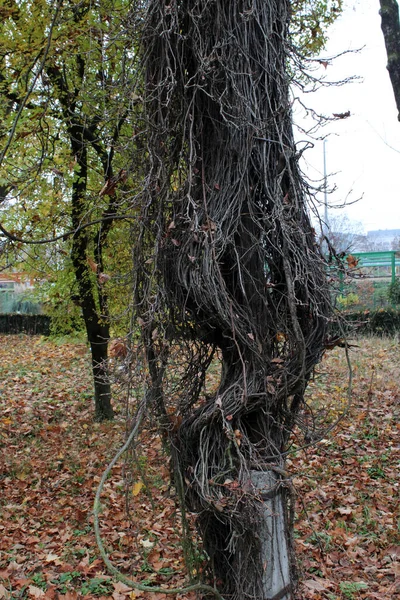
[391,252,396,284]
[339,269,344,295]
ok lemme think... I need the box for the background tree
[0,0,140,420]
[379,0,400,120]
[291,0,343,56]
[132,1,333,598]
[325,213,365,253]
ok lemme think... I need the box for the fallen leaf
[28,585,45,598]
[0,584,10,599]
[44,553,62,564]
[132,481,144,496]
[337,507,352,515]
[112,581,133,594]
[303,578,330,591]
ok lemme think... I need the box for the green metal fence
[335,251,400,310]
[350,251,400,283]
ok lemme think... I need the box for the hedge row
[1,309,399,338]
[341,308,400,336]
[0,314,51,335]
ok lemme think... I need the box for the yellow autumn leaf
[132,481,144,496]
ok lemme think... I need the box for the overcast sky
[297,0,400,234]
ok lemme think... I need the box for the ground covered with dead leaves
[0,335,398,599]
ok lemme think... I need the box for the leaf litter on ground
[0,334,398,599]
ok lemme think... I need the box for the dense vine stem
[133,1,333,597]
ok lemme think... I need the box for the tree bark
[379,0,400,120]
[250,471,292,600]
[89,325,114,422]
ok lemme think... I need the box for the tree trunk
[73,239,114,422]
[250,470,292,600]
[69,130,113,422]
[139,0,332,597]
[89,323,113,422]
[379,0,400,120]
[177,353,299,599]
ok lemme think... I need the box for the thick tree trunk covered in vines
[379,0,400,120]
[137,1,332,598]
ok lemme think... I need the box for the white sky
[297,0,400,234]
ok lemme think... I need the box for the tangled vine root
[133,1,332,598]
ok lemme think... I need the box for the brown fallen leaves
[0,335,399,599]
[293,338,400,599]
[0,335,195,600]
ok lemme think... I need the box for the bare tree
[326,213,365,253]
[133,1,332,598]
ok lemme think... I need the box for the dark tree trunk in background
[70,139,114,422]
[44,3,126,422]
[138,1,332,598]
[379,0,400,119]
[88,323,113,422]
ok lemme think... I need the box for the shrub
[387,278,400,305]
[0,314,51,335]
[339,308,400,336]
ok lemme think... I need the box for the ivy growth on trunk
[134,1,333,598]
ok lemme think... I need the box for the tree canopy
[0,0,143,418]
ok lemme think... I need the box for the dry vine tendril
[93,397,224,598]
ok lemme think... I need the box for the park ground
[0,334,399,600]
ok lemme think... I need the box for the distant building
[0,272,39,314]
[364,229,400,251]
[325,228,400,253]
[0,272,35,294]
